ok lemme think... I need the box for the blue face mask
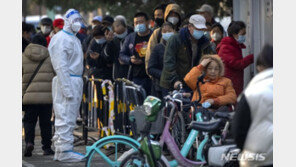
[237,35,246,43]
[162,32,174,41]
[134,24,146,33]
[192,29,204,40]
[95,38,106,44]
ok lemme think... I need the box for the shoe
[24,143,34,157]
[43,148,55,155]
[56,150,86,162]
[53,152,60,161]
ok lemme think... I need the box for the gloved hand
[202,101,211,109]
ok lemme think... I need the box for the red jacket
[46,35,51,47]
[216,37,253,96]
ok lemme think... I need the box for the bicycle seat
[223,138,236,145]
[188,119,222,132]
[214,111,231,120]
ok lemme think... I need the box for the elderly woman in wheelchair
[184,54,237,114]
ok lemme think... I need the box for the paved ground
[21,118,172,167]
[22,134,112,167]
[22,125,110,167]
[22,137,87,167]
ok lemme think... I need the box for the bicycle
[119,74,208,167]
[84,84,194,167]
[119,74,238,167]
[85,75,237,167]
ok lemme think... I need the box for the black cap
[92,25,107,36]
[102,16,114,25]
[40,17,53,26]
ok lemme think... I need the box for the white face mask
[211,33,222,41]
[167,17,179,25]
[41,25,51,35]
[71,22,81,33]
[115,30,128,39]
[95,38,106,44]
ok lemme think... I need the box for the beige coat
[22,43,55,104]
[145,4,182,73]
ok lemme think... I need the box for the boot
[43,148,55,155]
[56,150,85,162]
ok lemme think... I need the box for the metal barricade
[81,77,146,145]
[81,76,113,144]
[113,78,146,137]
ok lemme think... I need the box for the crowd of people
[22,3,273,166]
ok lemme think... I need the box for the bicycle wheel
[85,135,140,167]
[171,112,185,149]
[120,152,167,167]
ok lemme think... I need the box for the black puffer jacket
[86,39,113,80]
[105,29,133,80]
[105,38,128,80]
[148,43,165,81]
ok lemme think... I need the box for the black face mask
[154,18,164,27]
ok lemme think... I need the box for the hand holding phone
[90,50,100,59]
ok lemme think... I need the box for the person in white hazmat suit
[48,9,86,162]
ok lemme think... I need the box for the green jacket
[160,27,214,90]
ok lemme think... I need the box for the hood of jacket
[216,36,246,53]
[24,43,49,62]
[164,4,182,21]
[199,54,225,77]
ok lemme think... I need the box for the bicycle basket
[130,106,164,135]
